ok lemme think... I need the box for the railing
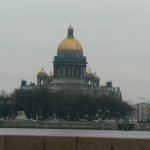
[54,56,87,62]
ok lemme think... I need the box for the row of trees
[0,89,133,121]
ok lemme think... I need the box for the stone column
[66,66,68,78]
[68,65,70,78]
[74,66,76,78]
[79,66,82,78]
[55,67,58,78]
[64,66,66,78]
[54,67,56,78]
[72,66,74,78]
[77,66,79,78]
[60,67,62,78]
[58,66,61,78]
[63,66,65,78]
[70,66,72,78]
[57,66,59,78]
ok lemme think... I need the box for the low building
[131,102,150,122]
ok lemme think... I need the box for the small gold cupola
[48,71,53,78]
[37,67,47,76]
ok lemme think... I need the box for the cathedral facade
[20,26,121,99]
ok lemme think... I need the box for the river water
[0,128,150,139]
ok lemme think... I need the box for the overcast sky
[0,0,150,103]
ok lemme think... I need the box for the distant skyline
[0,0,150,103]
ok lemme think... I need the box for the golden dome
[58,38,83,52]
[57,25,83,52]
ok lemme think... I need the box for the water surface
[0,128,150,139]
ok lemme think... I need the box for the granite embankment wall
[0,135,150,150]
[0,120,117,129]
[1,120,150,130]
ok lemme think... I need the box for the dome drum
[53,56,87,64]
[57,51,83,59]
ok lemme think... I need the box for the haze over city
[0,0,150,103]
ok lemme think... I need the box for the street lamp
[105,110,110,121]
[98,106,102,122]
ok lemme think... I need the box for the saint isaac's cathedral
[20,26,121,99]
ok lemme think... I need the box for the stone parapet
[0,135,150,150]
[45,136,76,150]
[77,137,111,150]
[0,136,4,150]
[112,138,150,150]
[5,135,44,150]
